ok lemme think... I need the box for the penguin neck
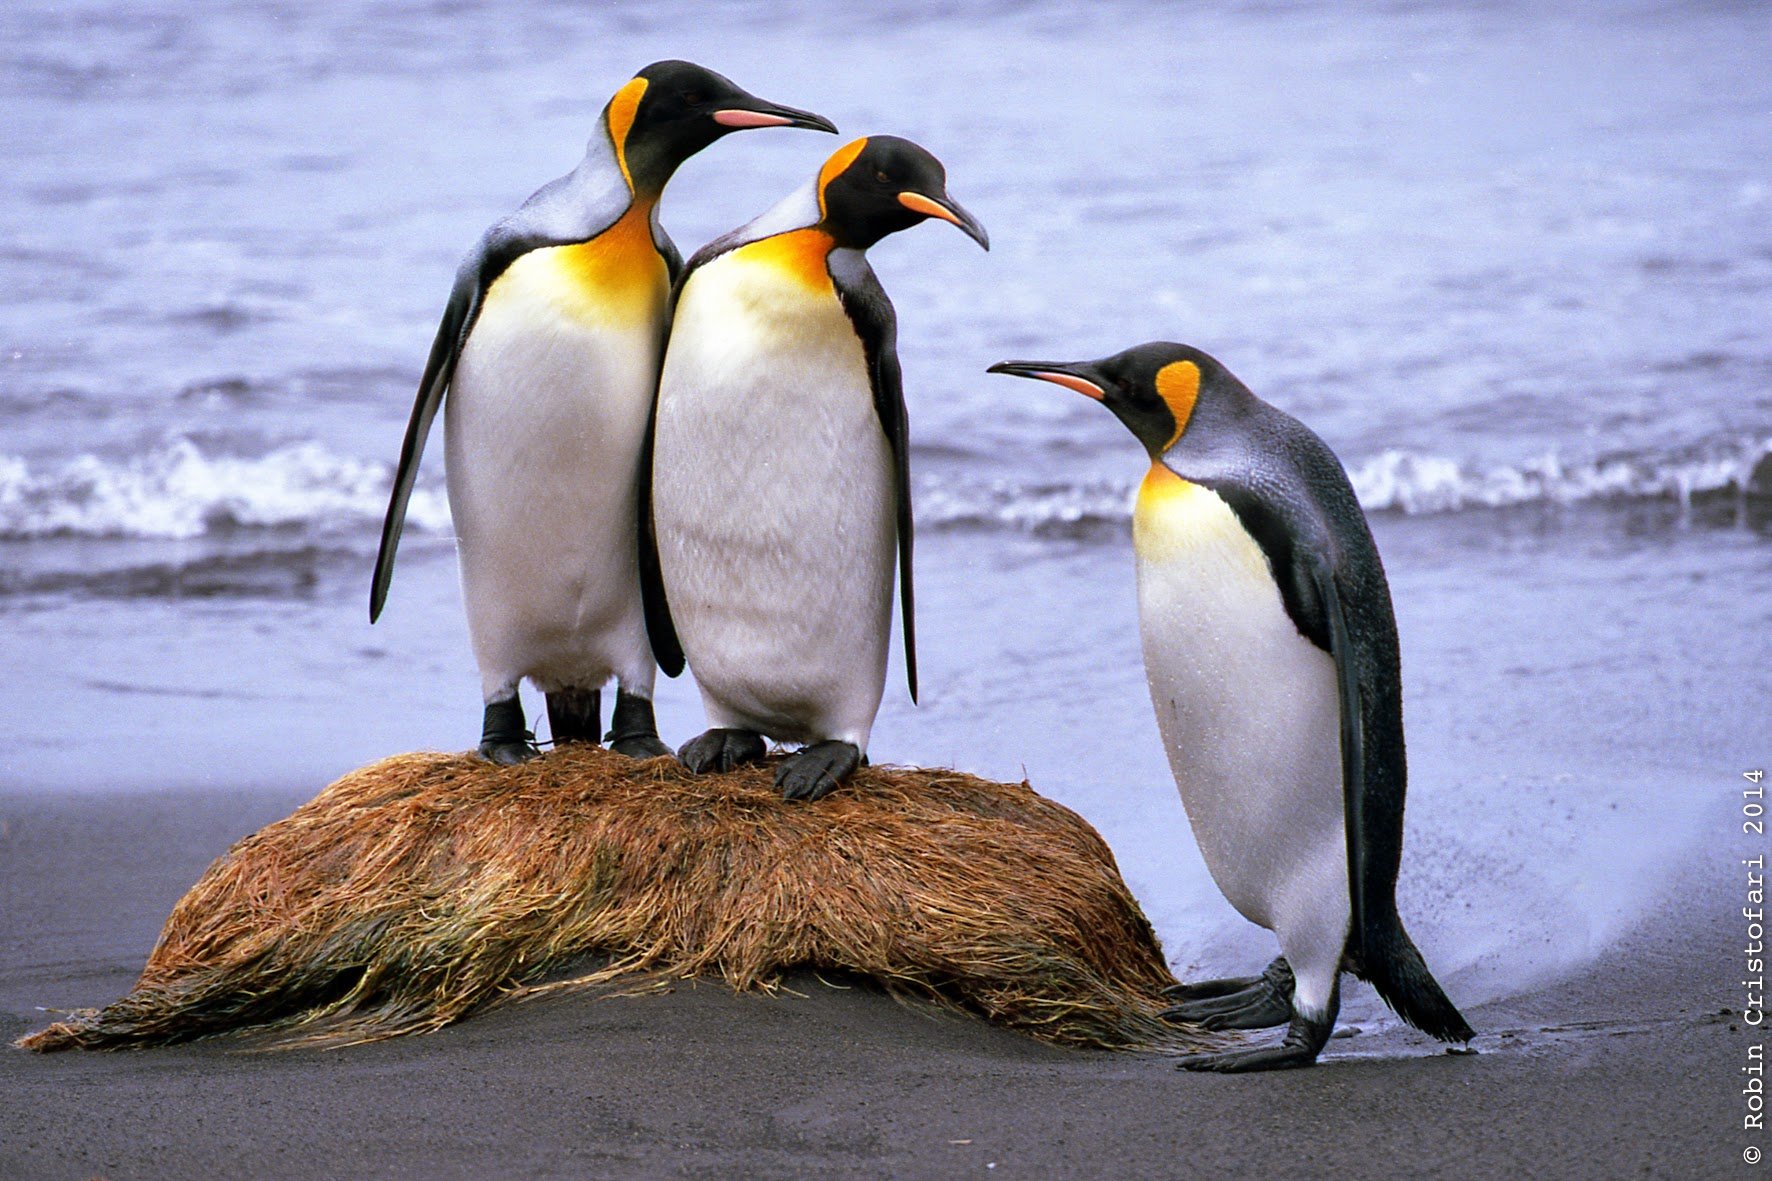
[578,122,665,215]
[734,177,824,245]
[618,153,675,208]
[818,222,875,252]
[817,217,902,253]
[535,130,669,310]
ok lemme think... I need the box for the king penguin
[369,61,835,764]
[643,136,988,800]
[990,343,1473,1071]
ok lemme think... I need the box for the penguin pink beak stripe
[713,110,797,128]
[1023,371,1105,400]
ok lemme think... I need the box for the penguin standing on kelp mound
[644,136,988,801]
[990,343,1473,1071]
[370,61,835,764]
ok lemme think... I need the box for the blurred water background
[2,0,1767,1020]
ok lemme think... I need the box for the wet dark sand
[0,785,1734,1180]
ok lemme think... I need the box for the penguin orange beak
[712,101,837,134]
[986,360,1105,400]
[898,191,990,250]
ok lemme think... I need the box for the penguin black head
[610,61,836,196]
[814,136,989,252]
[988,343,1232,457]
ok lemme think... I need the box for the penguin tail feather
[1360,911,1474,1044]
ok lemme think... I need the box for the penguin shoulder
[680,177,824,281]
[1168,395,1392,657]
[511,132,635,240]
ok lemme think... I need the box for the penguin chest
[653,239,894,743]
[444,225,669,686]
[1132,465,1344,930]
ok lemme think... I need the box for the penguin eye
[873,168,892,185]
[680,89,706,107]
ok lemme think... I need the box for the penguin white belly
[1133,465,1348,961]
[445,242,666,701]
[653,240,893,748]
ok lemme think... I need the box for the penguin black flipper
[636,387,684,677]
[635,247,701,679]
[1308,553,1473,1043]
[830,251,917,702]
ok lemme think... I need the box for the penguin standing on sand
[643,136,988,800]
[990,343,1472,1071]
[370,61,835,764]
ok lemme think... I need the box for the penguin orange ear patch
[607,77,650,189]
[816,138,869,217]
[1155,361,1201,452]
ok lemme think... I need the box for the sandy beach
[0,781,1733,1180]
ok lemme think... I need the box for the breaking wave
[1347,441,1772,515]
[0,437,449,541]
[924,437,1772,534]
[1,434,1767,547]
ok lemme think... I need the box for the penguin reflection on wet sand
[991,343,1473,1071]
[370,62,835,764]
[644,136,988,801]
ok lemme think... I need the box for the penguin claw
[1175,1045,1319,1073]
[775,741,862,802]
[1175,1012,1332,1073]
[678,728,767,774]
[1159,958,1295,1029]
[610,734,672,760]
[477,738,540,765]
[1162,957,1293,1002]
[1162,976,1263,1003]
[1160,986,1294,1030]
[606,691,668,759]
[479,697,538,765]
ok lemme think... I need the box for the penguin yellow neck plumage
[732,228,838,294]
[1131,362,1264,575]
[1133,465,1270,578]
[554,202,667,311]
[484,203,668,329]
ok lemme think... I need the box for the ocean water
[2,1,1767,1021]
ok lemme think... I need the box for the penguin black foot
[679,728,767,774]
[478,696,539,765]
[1161,957,1294,1029]
[1176,1012,1334,1074]
[546,688,602,746]
[775,740,862,802]
[1163,956,1292,1002]
[606,690,671,759]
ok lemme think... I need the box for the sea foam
[0,437,450,541]
[921,437,1772,534]
[1,434,1765,545]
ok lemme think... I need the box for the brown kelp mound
[19,747,1220,1054]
